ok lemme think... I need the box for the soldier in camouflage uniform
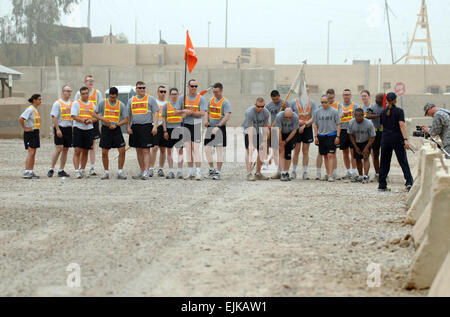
[422,103,450,158]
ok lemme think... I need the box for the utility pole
[225,0,228,48]
[208,21,211,47]
[385,0,395,64]
[87,0,91,30]
[327,20,331,64]
[109,25,113,44]
[135,19,137,44]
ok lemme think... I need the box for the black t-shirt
[380,106,405,143]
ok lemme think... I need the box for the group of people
[19,75,449,191]
[19,75,231,181]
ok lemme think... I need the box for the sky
[2,0,450,65]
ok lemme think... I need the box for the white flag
[299,70,308,107]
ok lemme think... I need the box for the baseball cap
[424,103,435,116]
[386,92,397,102]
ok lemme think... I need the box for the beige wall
[276,64,450,96]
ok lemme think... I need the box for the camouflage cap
[424,103,436,116]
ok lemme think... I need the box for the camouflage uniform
[429,108,450,158]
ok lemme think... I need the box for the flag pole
[184,51,188,111]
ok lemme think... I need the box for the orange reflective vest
[167,102,182,124]
[131,95,150,115]
[78,99,95,119]
[59,99,73,121]
[329,101,339,111]
[29,106,41,129]
[209,97,226,120]
[104,99,121,123]
[296,98,311,121]
[157,102,164,122]
[89,89,98,106]
[341,102,355,123]
[184,94,201,112]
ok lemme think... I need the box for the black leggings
[379,142,413,188]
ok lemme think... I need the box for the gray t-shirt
[338,102,359,130]
[51,99,73,128]
[313,107,340,136]
[21,106,39,129]
[95,99,128,127]
[162,101,183,129]
[290,98,318,121]
[275,111,300,134]
[242,106,270,134]
[127,95,159,126]
[368,103,384,130]
[348,118,376,143]
[176,94,208,125]
[156,99,167,126]
[208,98,232,127]
[75,89,103,107]
[266,101,297,125]
[71,100,94,130]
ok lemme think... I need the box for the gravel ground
[0,136,427,297]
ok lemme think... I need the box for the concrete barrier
[429,252,450,297]
[405,169,450,290]
[406,147,442,225]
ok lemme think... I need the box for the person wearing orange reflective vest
[150,86,169,178]
[126,81,159,180]
[71,86,98,179]
[19,94,42,179]
[289,91,318,180]
[176,79,208,181]
[93,87,129,180]
[338,89,359,180]
[48,85,73,178]
[162,88,189,179]
[75,75,103,176]
[204,83,232,180]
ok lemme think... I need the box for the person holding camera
[422,103,450,158]
[378,93,413,192]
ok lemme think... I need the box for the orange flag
[185,31,197,73]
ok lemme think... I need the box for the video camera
[413,126,430,139]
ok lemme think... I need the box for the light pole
[327,20,332,64]
[208,21,211,47]
[225,0,228,48]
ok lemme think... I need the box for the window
[383,82,391,90]
[277,85,291,94]
[241,48,251,57]
[427,86,441,94]
[446,86,450,93]
[308,85,319,94]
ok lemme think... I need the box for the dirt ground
[0,136,427,297]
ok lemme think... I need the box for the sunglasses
[255,105,265,109]
[189,85,198,88]
[137,87,146,90]
[86,80,94,83]
[159,91,167,94]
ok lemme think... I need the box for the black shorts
[165,127,184,149]
[353,141,369,160]
[100,125,126,150]
[295,126,314,144]
[372,131,382,152]
[318,135,337,156]
[245,133,264,150]
[339,129,352,150]
[24,129,40,150]
[183,123,202,143]
[54,126,73,148]
[204,125,227,147]
[92,121,101,140]
[282,133,296,160]
[153,125,166,147]
[73,127,94,150]
[129,124,154,149]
